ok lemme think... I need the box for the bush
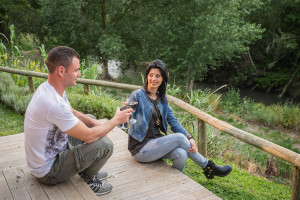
[67,90,119,119]
[0,73,32,114]
[0,72,120,118]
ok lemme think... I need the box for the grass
[183,159,291,200]
[0,103,24,136]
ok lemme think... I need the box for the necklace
[150,98,161,126]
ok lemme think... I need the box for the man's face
[63,57,81,88]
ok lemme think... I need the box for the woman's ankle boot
[203,160,232,179]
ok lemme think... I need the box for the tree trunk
[101,60,112,80]
[100,0,111,80]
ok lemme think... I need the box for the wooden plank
[0,154,26,169]
[3,168,31,200]
[123,177,195,200]
[41,184,67,200]
[0,141,24,150]
[108,162,172,187]
[0,126,221,200]
[103,166,187,199]
[57,180,84,200]
[201,195,223,200]
[21,167,49,200]
[0,170,13,200]
[0,134,24,143]
[173,188,219,200]
[0,160,27,171]
[69,175,98,200]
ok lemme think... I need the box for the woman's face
[147,68,163,91]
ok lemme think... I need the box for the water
[195,82,298,105]
[109,62,298,105]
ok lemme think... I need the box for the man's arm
[72,108,99,127]
[66,107,132,143]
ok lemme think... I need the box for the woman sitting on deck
[126,60,232,179]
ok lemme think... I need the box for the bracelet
[186,134,194,140]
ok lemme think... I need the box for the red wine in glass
[127,101,138,124]
[127,101,138,109]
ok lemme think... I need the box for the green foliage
[80,60,102,80]
[217,88,300,131]
[220,88,242,113]
[0,103,24,136]
[0,73,32,114]
[67,89,119,120]
[183,160,291,200]
[0,0,41,39]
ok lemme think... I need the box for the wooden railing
[0,65,299,200]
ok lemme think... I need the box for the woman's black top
[128,99,164,155]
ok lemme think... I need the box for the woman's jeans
[133,133,208,172]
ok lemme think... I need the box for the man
[24,46,132,195]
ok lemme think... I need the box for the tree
[39,0,143,80]
[248,0,300,98]
[118,0,264,90]
[0,0,41,45]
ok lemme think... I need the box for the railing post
[84,84,89,94]
[197,119,207,157]
[27,76,34,93]
[292,166,300,200]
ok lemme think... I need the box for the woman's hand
[188,138,198,153]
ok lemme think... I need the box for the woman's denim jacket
[128,88,188,142]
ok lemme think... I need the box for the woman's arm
[166,102,189,135]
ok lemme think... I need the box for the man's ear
[57,66,65,77]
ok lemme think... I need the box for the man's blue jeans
[133,133,208,172]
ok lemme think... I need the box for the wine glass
[126,99,138,124]
[120,97,129,130]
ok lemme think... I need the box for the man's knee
[97,136,114,156]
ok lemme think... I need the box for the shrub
[67,91,119,119]
[0,73,32,114]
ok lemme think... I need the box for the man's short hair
[46,46,80,74]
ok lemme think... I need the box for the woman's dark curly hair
[143,60,168,103]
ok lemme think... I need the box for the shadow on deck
[0,121,221,200]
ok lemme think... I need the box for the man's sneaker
[88,177,112,195]
[96,171,108,181]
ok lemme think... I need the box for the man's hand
[113,107,133,125]
[188,138,198,153]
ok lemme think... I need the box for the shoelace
[89,178,103,187]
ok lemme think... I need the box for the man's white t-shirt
[24,81,79,178]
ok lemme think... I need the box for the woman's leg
[133,133,208,170]
[161,148,187,172]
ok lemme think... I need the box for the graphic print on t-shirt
[45,125,68,158]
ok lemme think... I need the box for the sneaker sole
[95,189,112,195]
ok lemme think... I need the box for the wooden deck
[0,124,221,200]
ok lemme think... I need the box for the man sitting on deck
[24,46,133,195]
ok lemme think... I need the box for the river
[107,62,298,106]
[195,82,299,106]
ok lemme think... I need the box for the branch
[268,47,300,69]
[278,65,300,98]
[248,50,257,72]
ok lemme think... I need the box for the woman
[127,60,232,179]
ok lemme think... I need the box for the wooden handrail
[1,65,299,199]
[1,65,299,166]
